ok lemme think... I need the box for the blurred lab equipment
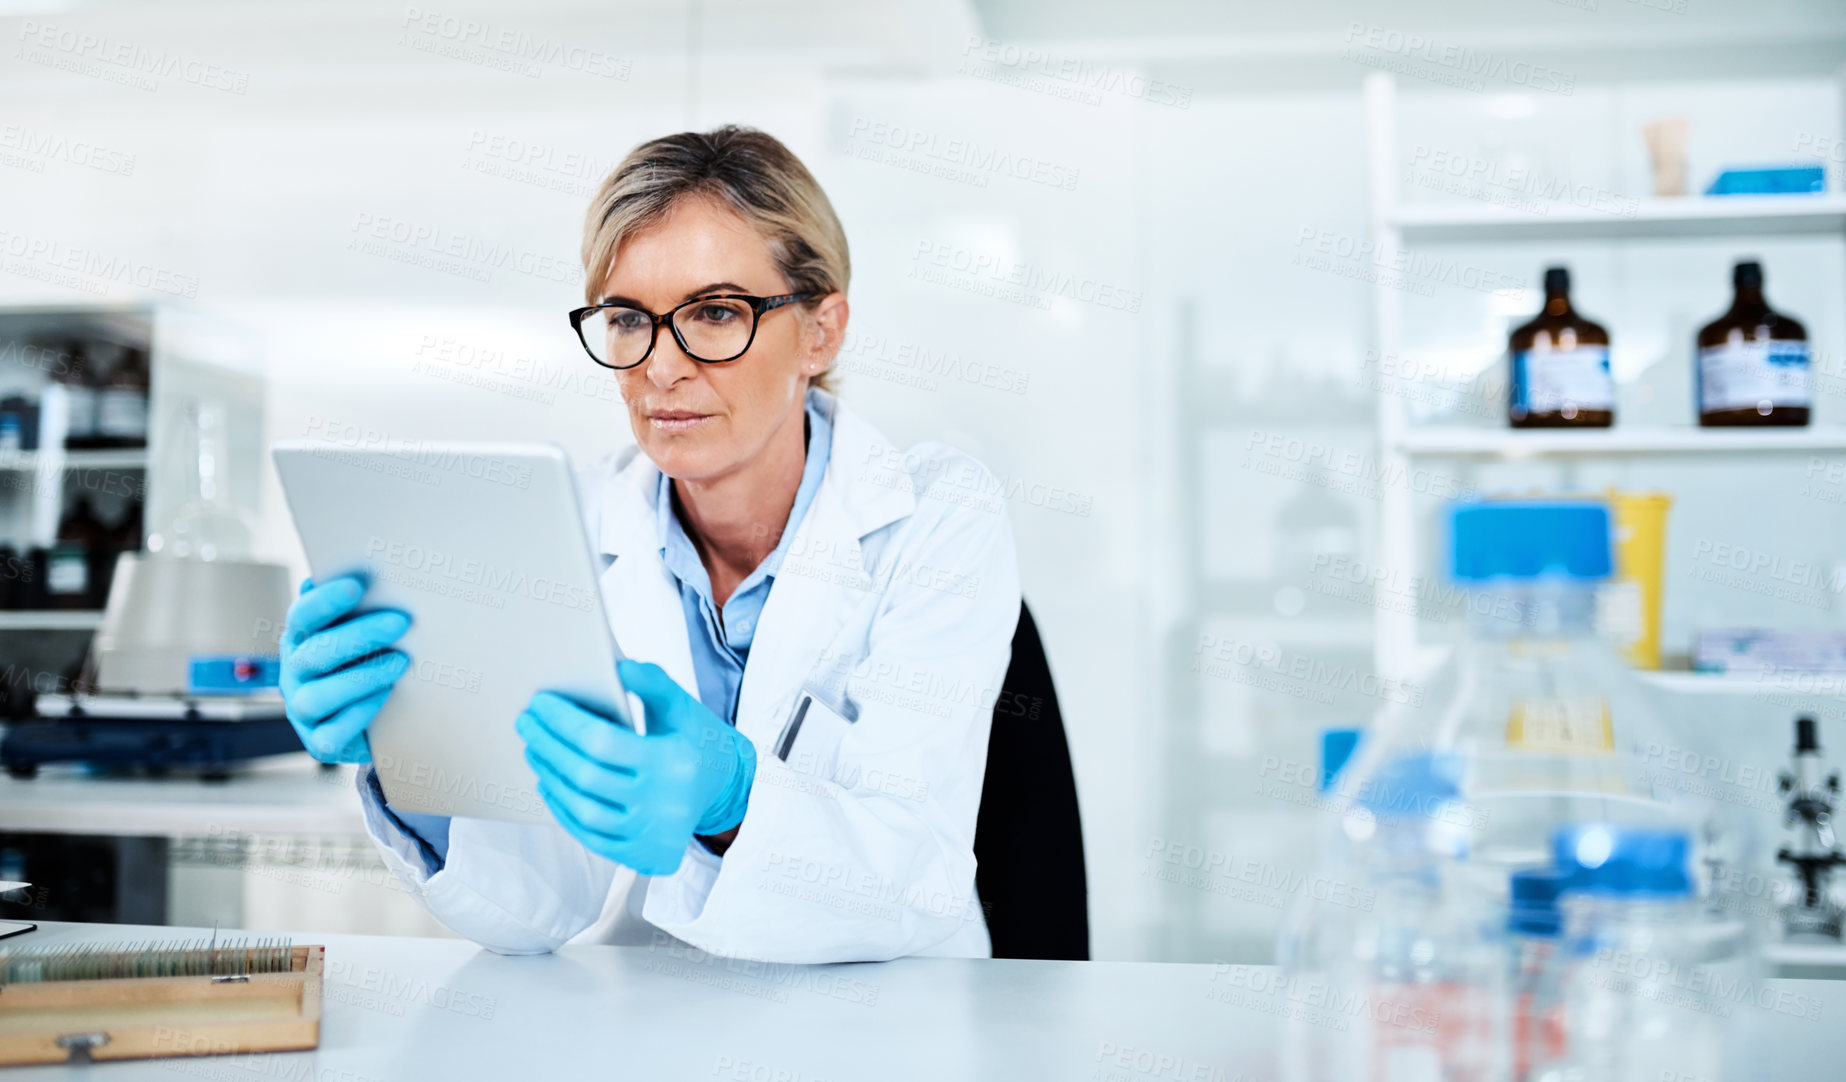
[1607,491,1671,670]
[1543,826,1755,1081]
[1508,267,1613,428]
[1696,260,1811,427]
[1695,629,1846,674]
[1,393,294,779]
[1278,500,1759,1082]
[1507,868,1568,1082]
[1777,715,1844,940]
[1642,116,1688,197]
[1559,489,1671,670]
[1705,165,1826,195]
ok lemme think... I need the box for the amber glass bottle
[1696,261,1810,427]
[94,344,150,449]
[1509,267,1614,428]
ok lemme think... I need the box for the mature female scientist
[278,126,1020,964]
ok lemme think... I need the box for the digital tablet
[272,439,635,824]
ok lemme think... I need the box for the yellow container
[1603,491,1672,670]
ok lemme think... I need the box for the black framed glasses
[568,293,814,370]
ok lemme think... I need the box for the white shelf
[1392,194,1846,244]
[1766,941,1846,970]
[63,449,148,471]
[1392,426,1846,458]
[0,610,104,631]
[0,449,147,472]
[0,756,364,837]
[1636,671,1780,695]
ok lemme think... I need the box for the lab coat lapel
[734,398,914,749]
[593,454,700,709]
[733,465,864,749]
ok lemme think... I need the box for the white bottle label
[96,389,147,438]
[1511,346,1614,416]
[1699,340,1809,413]
[47,552,87,595]
[65,386,97,438]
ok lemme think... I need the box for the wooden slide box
[0,945,322,1066]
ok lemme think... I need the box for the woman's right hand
[279,576,413,764]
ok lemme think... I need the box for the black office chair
[973,601,1089,960]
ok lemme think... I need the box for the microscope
[1777,715,1846,939]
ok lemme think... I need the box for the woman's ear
[804,292,849,374]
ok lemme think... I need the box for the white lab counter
[0,759,450,937]
[4,921,1845,1081]
[0,755,362,837]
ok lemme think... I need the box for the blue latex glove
[516,659,756,876]
[279,576,412,764]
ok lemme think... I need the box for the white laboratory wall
[5,0,1846,962]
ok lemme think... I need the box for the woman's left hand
[515,659,757,876]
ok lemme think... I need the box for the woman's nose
[643,333,701,388]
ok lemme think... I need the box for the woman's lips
[647,411,713,434]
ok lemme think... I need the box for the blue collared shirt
[367,389,833,872]
[658,389,833,724]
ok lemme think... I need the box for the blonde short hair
[581,125,849,393]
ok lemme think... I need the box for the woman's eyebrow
[596,282,750,307]
[681,282,747,301]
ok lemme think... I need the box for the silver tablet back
[272,439,631,823]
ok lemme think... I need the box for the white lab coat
[358,389,1020,963]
